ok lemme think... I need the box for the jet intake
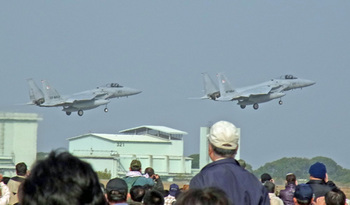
[94,99,110,106]
[34,98,45,105]
[270,93,286,99]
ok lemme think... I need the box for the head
[144,167,155,177]
[176,187,230,205]
[263,181,275,193]
[261,173,272,183]
[286,173,297,185]
[130,159,142,171]
[143,190,164,205]
[294,184,314,205]
[207,121,239,160]
[106,177,128,203]
[20,150,106,205]
[309,162,327,180]
[325,189,346,205]
[16,162,27,176]
[130,185,145,202]
[169,183,180,197]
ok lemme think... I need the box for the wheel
[104,108,108,113]
[66,112,71,116]
[78,110,84,116]
[279,100,283,105]
[253,103,259,110]
[240,105,246,109]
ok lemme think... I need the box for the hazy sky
[1,1,349,170]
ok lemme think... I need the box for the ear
[293,197,298,204]
[208,143,215,161]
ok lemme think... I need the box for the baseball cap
[309,162,327,179]
[130,159,141,170]
[106,178,128,193]
[169,183,179,196]
[294,184,313,201]
[208,121,239,150]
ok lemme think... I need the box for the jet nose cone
[306,80,316,86]
[131,89,142,95]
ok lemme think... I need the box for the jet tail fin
[41,80,63,103]
[217,73,235,97]
[202,73,220,100]
[27,78,45,105]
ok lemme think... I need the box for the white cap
[208,121,239,150]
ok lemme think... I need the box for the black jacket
[306,179,337,200]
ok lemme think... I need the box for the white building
[0,112,41,176]
[68,125,192,178]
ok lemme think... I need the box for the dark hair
[210,143,236,157]
[144,167,155,176]
[260,173,272,183]
[325,189,346,205]
[130,185,145,202]
[16,162,27,176]
[296,199,312,205]
[286,173,296,185]
[143,190,164,205]
[2,177,10,184]
[107,190,127,203]
[20,150,106,205]
[263,181,275,193]
[176,187,230,205]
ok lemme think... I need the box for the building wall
[0,113,41,176]
[69,135,184,156]
[69,133,191,178]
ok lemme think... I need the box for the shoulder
[135,176,154,185]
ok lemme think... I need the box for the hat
[261,173,272,183]
[309,162,327,179]
[106,178,128,193]
[294,184,313,201]
[208,121,239,150]
[130,159,141,170]
[169,183,179,196]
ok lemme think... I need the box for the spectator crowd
[0,120,348,205]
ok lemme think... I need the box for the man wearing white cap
[189,120,269,205]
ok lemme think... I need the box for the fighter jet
[27,79,142,116]
[201,73,315,110]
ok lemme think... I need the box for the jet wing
[234,85,273,99]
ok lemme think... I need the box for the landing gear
[253,103,259,110]
[240,105,246,109]
[279,100,283,105]
[66,111,71,116]
[104,108,108,113]
[78,110,84,116]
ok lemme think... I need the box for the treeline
[189,154,350,185]
[253,156,350,185]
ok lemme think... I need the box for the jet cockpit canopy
[281,75,298,80]
[106,83,123,88]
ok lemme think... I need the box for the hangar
[68,125,192,178]
[0,112,41,176]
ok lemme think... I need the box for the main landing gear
[78,110,84,116]
[253,103,259,110]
